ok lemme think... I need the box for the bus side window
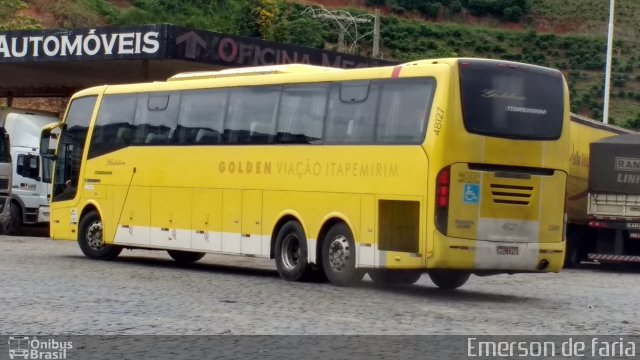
[178,89,226,145]
[88,94,136,159]
[225,87,280,144]
[133,93,180,146]
[276,84,327,144]
[325,81,378,144]
[376,78,436,144]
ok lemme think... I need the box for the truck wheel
[321,223,364,286]
[274,220,314,281]
[564,241,582,268]
[78,210,122,260]
[428,270,470,290]
[564,226,584,268]
[369,270,423,286]
[167,250,206,263]
[5,202,22,235]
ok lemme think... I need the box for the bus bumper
[428,231,565,273]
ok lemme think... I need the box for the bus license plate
[497,246,519,255]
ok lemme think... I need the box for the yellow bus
[41,58,569,289]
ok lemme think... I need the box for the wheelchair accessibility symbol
[463,184,480,205]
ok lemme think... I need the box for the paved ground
[1,235,639,335]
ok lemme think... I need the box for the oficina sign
[0,24,391,69]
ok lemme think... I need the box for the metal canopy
[0,24,391,98]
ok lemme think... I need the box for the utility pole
[603,0,615,124]
[372,9,380,58]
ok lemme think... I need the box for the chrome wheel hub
[281,234,301,270]
[86,221,104,250]
[328,235,351,272]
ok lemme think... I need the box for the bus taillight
[437,170,450,207]
[435,166,450,234]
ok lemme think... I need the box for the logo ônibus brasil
[8,336,72,360]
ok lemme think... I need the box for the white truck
[0,107,58,234]
[0,117,10,230]
[586,133,640,263]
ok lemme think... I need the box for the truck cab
[1,107,58,234]
[0,125,10,230]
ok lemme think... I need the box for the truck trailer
[585,133,640,263]
[565,113,637,265]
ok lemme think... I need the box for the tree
[503,6,523,22]
[419,1,441,18]
[253,0,280,39]
[0,0,40,30]
[271,17,326,48]
[626,114,640,130]
[449,0,463,15]
[466,0,496,17]
[0,0,24,18]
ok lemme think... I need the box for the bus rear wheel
[78,210,122,260]
[274,220,314,281]
[321,223,364,286]
[428,270,470,290]
[369,270,422,286]
[167,250,206,264]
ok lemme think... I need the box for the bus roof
[167,64,342,81]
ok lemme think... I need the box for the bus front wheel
[321,223,364,286]
[78,210,122,260]
[167,250,206,264]
[369,270,422,285]
[274,220,314,281]
[428,270,470,290]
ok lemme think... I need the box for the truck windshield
[0,129,10,163]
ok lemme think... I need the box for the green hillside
[3,0,640,128]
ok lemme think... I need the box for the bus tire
[274,220,314,281]
[5,202,22,235]
[78,210,122,260]
[369,270,422,286]
[167,250,206,264]
[321,223,364,286]
[428,270,470,290]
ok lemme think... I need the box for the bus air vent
[490,184,533,206]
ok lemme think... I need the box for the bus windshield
[459,59,564,140]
